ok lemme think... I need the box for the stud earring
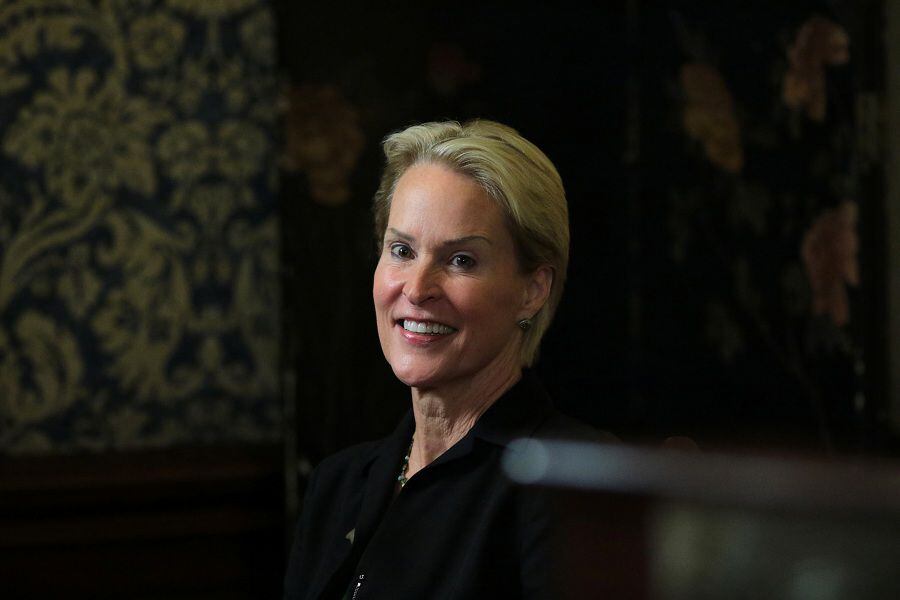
[517,318,532,331]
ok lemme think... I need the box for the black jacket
[284,372,606,599]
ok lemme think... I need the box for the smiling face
[373,162,547,391]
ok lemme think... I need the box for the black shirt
[284,372,606,599]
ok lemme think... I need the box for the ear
[520,266,554,318]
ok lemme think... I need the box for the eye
[450,254,476,269]
[390,243,413,259]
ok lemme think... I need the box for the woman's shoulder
[535,410,620,444]
[312,438,385,479]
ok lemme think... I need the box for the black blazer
[284,372,607,599]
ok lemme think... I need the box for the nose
[403,262,441,305]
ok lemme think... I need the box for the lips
[399,318,457,335]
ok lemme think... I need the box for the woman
[285,120,602,599]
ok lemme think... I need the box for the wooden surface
[0,445,285,599]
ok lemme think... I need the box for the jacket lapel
[392,372,553,482]
[354,411,414,544]
[313,412,414,599]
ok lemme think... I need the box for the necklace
[397,436,414,488]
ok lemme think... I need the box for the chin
[388,358,450,389]
[391,368,439,389]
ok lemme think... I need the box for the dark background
[280,0,893,469]
[1,1,896,598]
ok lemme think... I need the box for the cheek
[373,261,400,316]
[372,265,394,351]
[455,280,518,322]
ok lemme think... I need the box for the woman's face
[373,162,544,390]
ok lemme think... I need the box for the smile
[400,319,457,335]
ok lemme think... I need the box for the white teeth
[402,319,456,335]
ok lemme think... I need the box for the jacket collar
[323,372,552,596]
[363,370,554,475]
[351,410,414,547]
[470,369,555,447]
[316,413,415,598]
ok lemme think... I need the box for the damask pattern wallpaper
[0,0,279,453]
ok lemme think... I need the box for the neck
[407,355,522,477]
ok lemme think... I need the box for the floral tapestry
[0,0,279,453]
[638,3,868,449]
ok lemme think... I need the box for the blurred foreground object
[505,441,900,600]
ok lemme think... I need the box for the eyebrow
[387,228,493,248]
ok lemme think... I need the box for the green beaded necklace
[397,436,414,488]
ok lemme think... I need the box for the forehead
[389,163,508,239]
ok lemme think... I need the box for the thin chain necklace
[397,436,414,488]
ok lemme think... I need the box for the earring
[517,318,532,331]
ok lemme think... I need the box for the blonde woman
[285,120,605,599]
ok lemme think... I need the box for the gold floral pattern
[58,244,103,319]
[166,0,257,19]
[129,11,187,71]
[218,120,268,180]
[282,84,365,206]
[801,201,859,327]
[0,312,83,427]
[91,210,193,400]
[158,120,213,181]
[680,63,744,174]
[667,9,860,432]
[783,16,849,122]
[4,68,167,208]
[241,9,275,67]
[0,0,278,454]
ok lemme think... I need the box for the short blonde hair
[373,119,569,367]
